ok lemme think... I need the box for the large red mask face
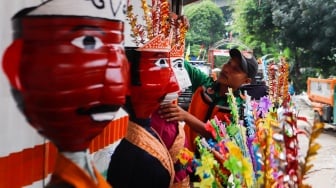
[2,13,129,151]
[126,47,180,119]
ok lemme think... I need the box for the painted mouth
[77,105,121,122]
[91,112,116,121]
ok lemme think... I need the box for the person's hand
[158,103,187,122]
[159,102,213,139]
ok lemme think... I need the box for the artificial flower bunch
[175,147,195,174]
[192,58,324,188]
[192,89,256,188]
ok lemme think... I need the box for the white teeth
[91,112,116,122]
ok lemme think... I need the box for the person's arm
[158,102,212,139]
[184,61,211,93]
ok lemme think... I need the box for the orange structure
[307,77,336,124]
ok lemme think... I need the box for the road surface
[294,94,336,188]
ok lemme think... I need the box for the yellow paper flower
[176,147,194,165]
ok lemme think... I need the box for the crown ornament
[127,0,171,47]
[138,33,172,52]
[127,0,188,53]
[170,44,185,57]
[170,13,189,57]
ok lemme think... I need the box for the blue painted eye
[154,58,169,68]
[71,35,103,50]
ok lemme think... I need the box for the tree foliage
[231,0,336,91]
[183,0,336,91]
[232,0,281,56]
[183,0,227,57]
[271,0,336,75]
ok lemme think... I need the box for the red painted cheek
[167,70,180,93]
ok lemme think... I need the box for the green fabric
[184,61,226,106]
[183,61,243,107]
[183,61,213,93]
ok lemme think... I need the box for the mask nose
[2,39,23,90]
[102,47,129,105]
[166,67,180,93]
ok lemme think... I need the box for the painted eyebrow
[70,25,105,35]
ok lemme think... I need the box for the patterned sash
[125,121,175,186]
